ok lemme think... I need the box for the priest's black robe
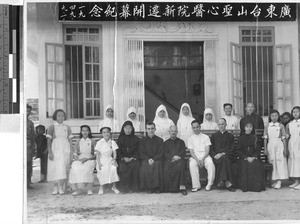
[117,123,140,192]
[240,113,264,135]
[210,131,235,185]
[236,133,266,192]
[163,137,186,192]
[139,135,164,191]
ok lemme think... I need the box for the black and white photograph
[21,0,300,223]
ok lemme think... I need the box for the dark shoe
[155,188,160,194]
[27,185,34,189]
[227,186,236,192]
[180,189,187,196]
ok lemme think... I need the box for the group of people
[26,102,300,196]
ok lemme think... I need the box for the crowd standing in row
[26,103,300,195]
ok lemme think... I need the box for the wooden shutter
[230,42,243,116]
[45,43,65,118]
[275,45,292,113]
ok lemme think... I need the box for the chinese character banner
[59,2,296,22]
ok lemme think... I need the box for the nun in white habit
[201,108,218,130]
[176,103,194,146]
[126,107,141,132]
[153,104,175,141]
[98,105,120,132]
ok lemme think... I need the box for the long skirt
[69,160,96,184]
[288,136,300,178]
[118,159,140,192]
[96,158,119,185]
[237,159,266,192]
[48,138,71,182]
[139,160,163,191]
[163,160,186,192]
[267,139,288,180]
[213,155,235,185]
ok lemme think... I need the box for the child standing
[95,127,120,195]
[263,110,288,189]
[286,106,300,190]
[35,125,48,183]
[69,125,96,195]
[46,109,73,195]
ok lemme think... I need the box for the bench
[71,129,272,188]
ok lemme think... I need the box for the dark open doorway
[144,41,204,123]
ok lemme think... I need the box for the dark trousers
[27,160,33,186]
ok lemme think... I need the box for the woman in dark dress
[117,121,140,193]
[237,123,266,192]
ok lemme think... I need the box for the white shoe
[87,190,93,195]
[191,188,200,192]
[98,189,104,195]
[72,191,79,196]
[205,184,212,191]
[289,183,299,188]
[294,184,300,190]
[111,187,120,194]
[271,182,277,188]
[274,181,281,189]
[58,187,65,195]
[52,188,59,195]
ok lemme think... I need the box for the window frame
[63,24,103,119]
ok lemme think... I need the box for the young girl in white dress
[201,108,218,130]
[69,125,96,195]
[263,110,288,189]
[95,127,120,195]
[153,104,175,141]
[286,106,300,190]
[46,109,73,195]
[176,103,194,146]
[126,107,141,132]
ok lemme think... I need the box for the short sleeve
[187,136,193,149]
[263,124,269,139]
[205,135,211,146]
[94,141,101,154]
[67,126,74,139]
[46,125,54,139]
[74,140,80,154]
[112,140,118,151]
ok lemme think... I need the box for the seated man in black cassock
[210,118,236,192]
[163,125,187,195]
[139,121,164,194]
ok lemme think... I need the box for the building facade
[26,2,300,133]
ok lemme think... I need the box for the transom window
[65,27,101,43]
[240,27,274,45]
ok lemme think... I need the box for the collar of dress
[81,137,91,142]
[292,119,300,123]
[100,138,111,143]
[54,121,64,126]
[269,122,279,127]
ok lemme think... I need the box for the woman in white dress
[153,104,175,141]
[95,127,120,195]
[286,106,300,190]
[126,107,141,132]
[98,105,120,132]
[201,108,218,130]
[69,125,96,195]
[47,109,73,195]
[176,103,194,146]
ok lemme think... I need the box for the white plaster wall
[26,3,299,132]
